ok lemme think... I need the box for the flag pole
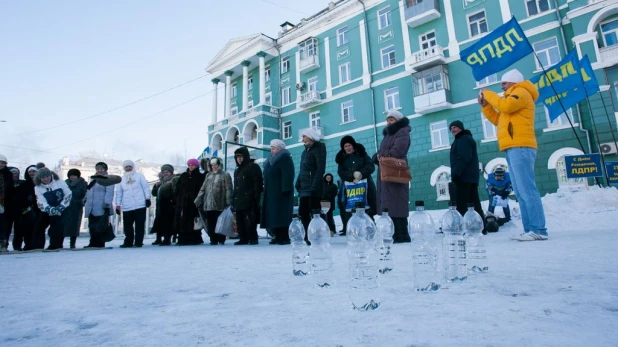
[583,93,609,187]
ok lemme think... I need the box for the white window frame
[430,120,449,149]
[467,10,488,38]
[248,77,253,90]
[231,83,237,98]
[481,114,497,140]
[309,111,321,128]
[247,99,254,109]
[281,57,290,74]
[384,86,400,111]
[341,100,355,123]
[307,77,318,92]
[419,30,437,50]
[545,107,575,128]
[265,92,272,106]
[436,171,451,201]
[339,62,351,84]
[377,6,392,30]
[380,45,396,69]
[533,37,560,69]
[282,121,292,140]
[281,87,291,106]
[265,66,271,82]
[231,106,238,115]
[337,26,349,46]
[413,65,449,96]
[600,18,618,47]
[476,74,498,87]
[526,0,551,17]
[299,38,318,60]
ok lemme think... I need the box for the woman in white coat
[115,160,151,248]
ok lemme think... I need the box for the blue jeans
[505,147,547,236]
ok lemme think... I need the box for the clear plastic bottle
[307,209,334,287]
[289,214,310,276]
[409,201,441,292]
[347,202,380,311]
[463,204,488,274]
[374,208,394,274]
[441,201,467,283]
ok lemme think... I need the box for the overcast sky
[0,0,327,169]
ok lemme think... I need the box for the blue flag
[460,16,533,81]
[543,55,600,121]
[212,149,218,157]
[530,50,582,104]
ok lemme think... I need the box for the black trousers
[325,207,336,232]
[14,211,34,250]
[122,208,146,246]
[33,213,64,249]
[205,210,226,244]
[272,227,290,243]
[0,213,6,245]
[88,214,107,248]
[298,196,322,242]
[235,209,257,242]
[4,212,20,247]
[453,181,486,222]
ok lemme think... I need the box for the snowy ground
[1,187,618,347]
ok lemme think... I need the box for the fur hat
[35,168,53,183]
[122,160,135,169]
[340,135,357,149]
[187,158,200,167]
[270,139,286,150]
[95,162,108,171]
[67,168,81,178]
[300,127,320,141]
[0,154,7,163]
[501,69,524,83]
[161,164,174,174]
[36,162,46,169]
[386,110,403,121]
[449,120,464,130]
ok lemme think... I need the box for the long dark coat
[152,177,177,236]
[450,129,480,184]
[63,178,87,237]
[335,143,377,214]
[175,168,205,233]
[232,146,264,212]
[295,141,326,198]
[375,117,411,218]
[261,149,295,229]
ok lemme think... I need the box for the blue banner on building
[530,51,582,105]
[459,16,533,81]
[605,162,618,185]
[565,154,603,179]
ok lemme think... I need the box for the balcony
[298,91,323,108]
[298,126,324,142]
[404,0,441,28]
[409,45,446,70]
[600,44,618,66]
[414,89,452,114]
[299,54,320,73]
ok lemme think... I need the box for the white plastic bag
[215,207,235,237]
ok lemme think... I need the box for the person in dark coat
[232,146,263,245]
[449,120,485,224]
[336,135,377,236]
[63,168,87,248]
[152,164,177,246]
[0,154,15,252]
[175,159,206,246]
[261,139,295,245]
[4,167,24,250]
[295,127,326,243]
[374,111,411,243]
[18,165,38,250]
[321,173,338,234]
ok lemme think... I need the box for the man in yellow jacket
[479,69,548,241]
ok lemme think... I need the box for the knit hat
[0,154,6,163]
[386,110,403,121]
[494,167,505,177]
[122,160,135,169]
[270,139,286,150]
[449,120,464,130]
[161,164,174,174]
[27,166,38,173]
[501,69,524,83]
[187,158,200,167]
[300,127,320,141]
[95,162,108,171]
[340,135,357,149]
[36,168,53,181]
[9,167,19,174]
[67,168,81,178]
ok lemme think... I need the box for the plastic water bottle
[289,214,310,276]
[408,201,441,292]
[463,204,488,274]
[441,201,467,283]
[307,209,334,288]
[374,208,394,274]
[347,202,380,311]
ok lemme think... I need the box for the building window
[281,57,290,74]
[377,6,391,29]
[231,83,237,98]
[310,112,321,128]
[534,37,560,69]
[436,172,451,201]
[476,74,497,87]
[420,31,436,50]
[248,77,253,90]
[545,107,574,128]
[341,100,355,123]
[412,65,450,96]
[555,156,586,187]
[526,0,550,17]
[265,67,271,82]
[307,77,318,92]
[247,99,254,109]
[231,107,238,116]
[381,45,396,69]
[339,62,351,84]
[265,93,272,106]
[283,121,292,139]
[482,114,497,139]
[299,38,318,60]
[384,87,400,111]
[337,26,349,46]
[601,19,618,47]
[281,87,291,106]
[430,120,449,148]
[468,10,488,38]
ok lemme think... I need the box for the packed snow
[1,187,617,347]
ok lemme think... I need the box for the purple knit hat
[187,158,200,167]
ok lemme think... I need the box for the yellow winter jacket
[481,81,539,151]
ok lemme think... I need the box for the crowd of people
[0,69,549,252]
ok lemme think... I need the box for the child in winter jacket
[33,168,72,250]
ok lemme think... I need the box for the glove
[145,199,151,208]
[353,171,362,183]
[115,206,122,215]
[48,207,58,216]
[57,205,66,213]
[103,203,110,209]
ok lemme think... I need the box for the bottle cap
[382,208,389,213]
[466,203,474,208]
[355,202,364,209]
[415,201,424,207]
[311,208,321,214]
[448,200,456,207]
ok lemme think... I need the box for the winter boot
[392,217,411,243]
[70,236,77,249]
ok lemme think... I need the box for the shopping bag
[344,179,368,211]
[215,207,235,237]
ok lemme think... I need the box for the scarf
[265,149,290,167]
[124,171,136,184]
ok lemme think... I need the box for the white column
[211,78,219,125]
[359,19,370,85]
[324,37,333,98]
[442,0,459,57]
[258,53,266,105]
[241,61,249,111]
[498,0,512,24]
[399,0,412,71]
[295,51,301,105]
[225,72,232,118]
